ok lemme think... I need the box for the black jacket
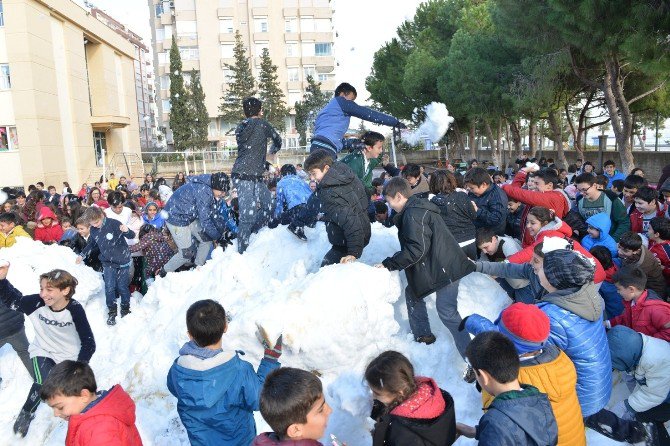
[0,302,25,339]
[469,182,508,235]
[430,191,477,244]
[318,162,371,258]
[383,196,475,299]
[372,390,457,446]
[61,234,103,272]
[232,118,282,178]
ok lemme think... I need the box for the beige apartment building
[0,0,141,188]
[148,0,336,150]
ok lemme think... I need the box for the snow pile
[402,102,454,145]
[0,226,621,445]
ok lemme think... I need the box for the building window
[254,17,268,33]
[176,20,197,39]
[175,0,195,9]
[287,67,299,82]
[219,18,233,33]
[318,73,331,82]
[288,90,302,107]
[223,68,234,81]
[220,44,234,58]
[255,41,269,55]
[160,75,170,90]
[285,17,297,33]
[315,18,331,32]
[300,16,314,32]
[158,52,169,65]
[0,126,18,151]
[0,64,9,89]
[304,66,316,80]
[164,25,173,40]
[301,41,315,57]
[286,42,298,57]
[208,121,218,138]
[93,131,106,166]
[315,43,332,56]
[156,28,165,42]
[162,99,171,112]
[179,47,199,61]
[154,2,164,17]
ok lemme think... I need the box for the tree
[168,36,191,151]
[294,75,330,146]
[257,48,288,131]
[219,30,256,124]
[187,70,209,151]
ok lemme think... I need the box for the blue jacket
[313,96,400,153]
[469,183,508,235]
[604,170,626,188]
[274,175,312,218]
[142,211,166,229]
[167,353,280,446]
[164,175,222,241]
[216,201,238,235]
[581,213,618,258]
[81,217,134,267]
[600,280,624,319]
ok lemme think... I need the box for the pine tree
[219,30,256,124]
[187,70,209,150]
[168,36,191,152]
[257,48,288,131]
[294,75,330,146]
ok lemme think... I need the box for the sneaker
[287,224,307,241]
[13,409,34,437]
[415,334,436,345]
[462,365,476,384]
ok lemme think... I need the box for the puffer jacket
[600,265,624,318]
[317,162,371,258]
[609,290,670,341]
[0,225,31,248]
[163,175,222,242]
[232,118,282,178]
[649,239,670,284]
[382,196,475,299]
[274,175,312,218]
[34,207,64,243]
[537,284,611,417]
[581,213,618,258]
[430,192,477,245]
[469,182,508,235]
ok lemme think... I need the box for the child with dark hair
[581,212,618,258]
[0,265,95,437]
[476,227,527,299]
[575,173,630,241]
[168,299,282,446]
[0,211,32,247]
[589,246,624,318]
[341,130,385,194]
[40,360,142,446]
[618,231,667,298]
[622,174,647,214]
[364,351,456,446]
[253,367,330,445]
[648,216,670,287]
[370,177,384,201]
[272,164,312,227]
[630,186,665,238]
[370,200,393,228]
[456,331,558,445]
[611,179,624,195]
[464,167,508,235]
[401,163,429,198]
[130,225,175,280]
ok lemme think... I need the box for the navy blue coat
[469,183,508,235]
[274,175,311,218]
[81,217,134,267]
[164,174,222,242]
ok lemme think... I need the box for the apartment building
[148,0,337,150]
[0,0,141,188]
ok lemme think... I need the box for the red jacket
[629,206,665,234]
[649,239,670,284]
[66,385,143,446]
[34,207,64,243]
[609,290,670,341]
[502,171,572,247]
[508,218,606,284]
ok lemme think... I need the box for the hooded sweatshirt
[581,213,618,258]
[34,207,64,243]
[232,118,282,178]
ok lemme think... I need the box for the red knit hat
[500,303,550,343]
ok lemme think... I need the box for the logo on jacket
[39,314,73,328]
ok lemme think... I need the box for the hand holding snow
[402,102,454,145]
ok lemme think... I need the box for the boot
[13,409,34,437]
[415,334,436,345]
[120,303,131,318]
[107,305,117,326]
[287,224,307,241]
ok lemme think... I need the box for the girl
[137,184,151,207]
[365,351,456,446]
[77,183,89,199]
[142,201,165,229]
[0,265,95,437]
[130,224,175,280]
[144,173,155,189]
[173,172,186,190]
[86,187,108,208]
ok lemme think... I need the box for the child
[575,173,630,241]
[304,149,371,266]
[341,130,385,194]
[141,201,165,229]
[130,225,175,280]
[377,177,475,353]
[370,177,384,201]
[505,198,526,240]
[401,164,430,199]
[456,331,558,445]
[364,351,456,446]
[77,206,135,326]
[581,212,618,258]
[67,217,102,272]
[137,184,150,208]
[167,299,281,446]
[618,231,667,299]
[40,360,142,446]
[0,264,95,437]
[272,164,312,226]
[464,303,585,446]
[0,212,32,248]
[476,227,528,299]
[606,266,670,341]
[463,167,508,235]
[104,191,132,226]
[253,367,331,445]
[630,186,665,239]
[622,174,647,215]
[647,216,670,286]
[589,246,624,318]
[34,206,64,244]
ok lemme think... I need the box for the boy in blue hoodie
[581,212,618,259]
[167,299,282,446]
[271,164,312,227]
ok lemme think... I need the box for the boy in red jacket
[40,360,143,446]
[606,266,670,341]
[34,207,64,244]
[630,186,665,238]
[648,216,670,287]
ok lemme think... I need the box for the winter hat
[498,303,550,354]
[543,249,595,289]
[607,325,643,373]
[660,178,670,194]
[210,172,230,192]
[242,97,262,118]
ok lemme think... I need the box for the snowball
[105,233,113,240]
[0,259,9,268]
[402,102,454,145]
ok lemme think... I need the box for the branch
[583,118,611,131]
[569,46,601,89]
[627,79,668,106]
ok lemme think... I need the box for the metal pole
[391,127,398,166]
[101,147,107,183]
[656,111,660,152]
[202,149,207,174]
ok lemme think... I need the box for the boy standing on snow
[232,97,282,254]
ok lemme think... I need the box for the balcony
[316,58,334,72]
[160,13,173,26]
[219,33,236,43]
[300,32,333,42]
[177,35,198,47]
[253,32,270,42]
[91,115,131,130]
[217,7,234,17]
[285,56,300,66]
[284,32,299,42]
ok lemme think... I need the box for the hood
[318,161,357,189]
[390,377,445,420]
[608,325,643,373]
[187,174,213,188]
[660,178,670,193]
[489,385,556,445]
[553,187,572,211]
[537,217,571,238]
[404,194,442,214]
[429,192,451,207]
[71,385,136,428]
[251,433,323,446]
[236,118,264,145]
[586,213,612,239]
[541,282,603,321]
[36,206,57,222]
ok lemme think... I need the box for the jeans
[103,264,131,308]
[164,220,212,272]
[293,192,321,228]
[234,178,272,254]
[22,356,56,413]
[405,286,432,339]
[0,329,33,379]
[435,280,472,358]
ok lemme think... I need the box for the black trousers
[22,356,56,413]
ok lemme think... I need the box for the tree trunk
[602,56,635,173]
[452,122,466,160]
[484,119,502,168]
[548,109,568,169]
[509,120,522,159]
[469,122,477,159]
[529,119,537,157]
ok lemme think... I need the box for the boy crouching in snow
[167,299,282,446]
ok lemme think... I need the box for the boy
[456,331,558,446]
[0,264,96,437]
[590,246,624,318]
[618,231,667,299]
[45,186,61,207]
[272,164,312,227]
[401,163,430,199]
[581,212,618,258]
[40,360,142,445]
[476,227,527,298]
[622,174,647,214]
[603,159,626,188]
[377,177,475,352]
[77,206,135,325]
[575,173,630,241]
[505,198,526,240]
[34,206,64,244]
[0,211,32,247]
[105,191,132,225]
[167,299,281,446]
[303,150,371,266]
[606,266,670,341]
[647,216,670,286]
[341,130,385,194]
[464,167,508,235]
[611,179,624,196]
[253,367,331,445]
[232,97,282,254]
[630,186,665,238]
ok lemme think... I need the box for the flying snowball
[402,102,454,146]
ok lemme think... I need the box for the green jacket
[341,150,381,192]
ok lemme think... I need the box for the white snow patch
[402,102,454,145]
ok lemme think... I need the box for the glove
[611,400,636,421]
[396,122,407,129]
[458,316,470,332]
[264,335,283,361]
[218,230,235,246]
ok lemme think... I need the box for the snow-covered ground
[0,224,623,445]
